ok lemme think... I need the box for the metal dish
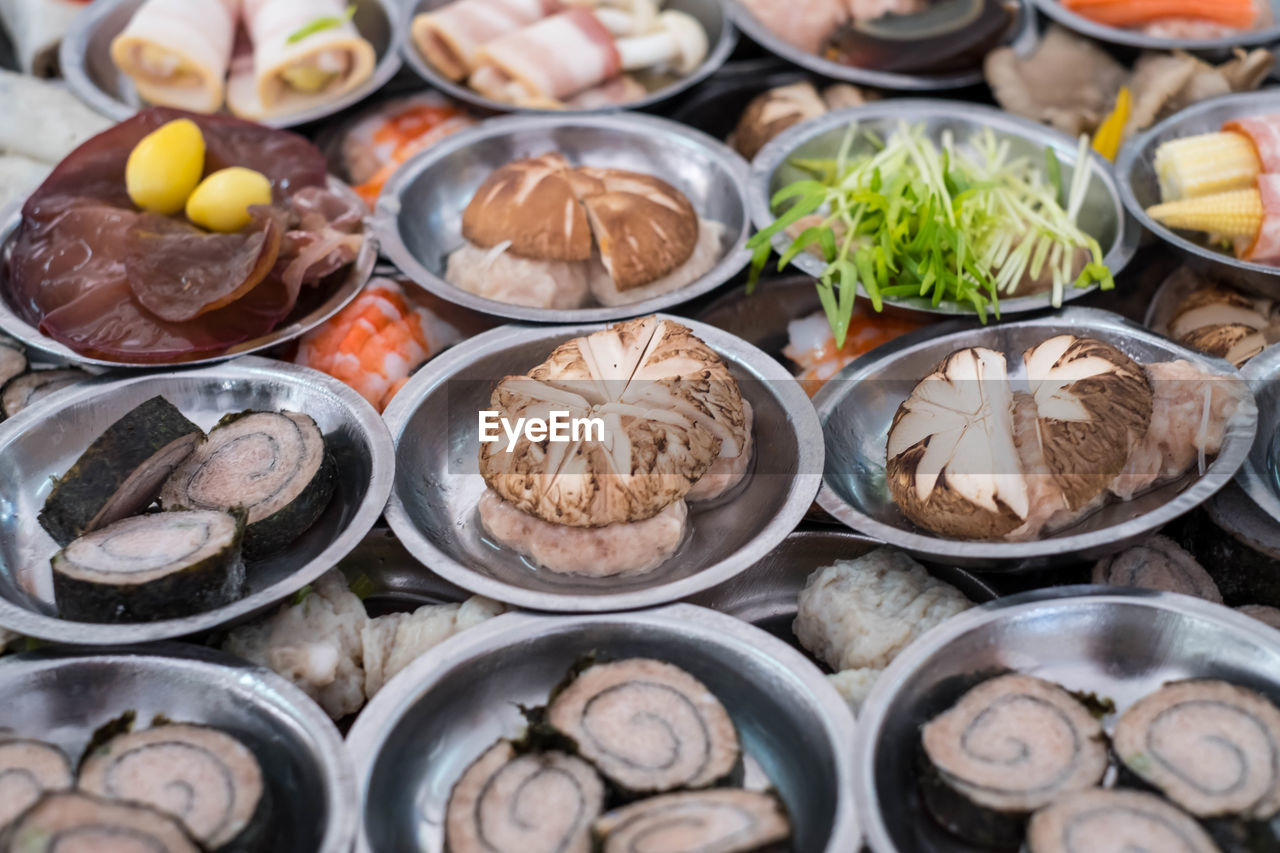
[687,528,1000,648]
[0,356,394,645]
[381,315,823,612]
[751,101,1139,316]
[1237,342,1280,524]
[401,0,736,115]
[60,0,403,128]
[334,526,473,618]
[0,178,377,369]
[1118,91,1280,298]
[375,112,752,324]
[813,306,1258,569]
[0,643,356,853]
[346,603,859,852]
[725,0,1036,91]
[1031,0,1280,53]
[854,586,1280,853]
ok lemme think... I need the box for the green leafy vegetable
[746,122,1114,347]
[286,4,357,44]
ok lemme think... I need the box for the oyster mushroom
[480,315,748,540]
[886,347,1031,539]
[1023,336,1153,510]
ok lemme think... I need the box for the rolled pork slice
[547,658,741,794]
[228,0,377,120]
[1224,115,1280,174]
[921,674,1109,814]
[1114,679,1280,819]
[0,740,72,830]
[593,789,791,853]
[52,509,245,623]
[0,0,89,78]
[445,741,605,853]
[78,724,265,849]
[1240,173,1280,263]
[0,368,89,420]
[1091,536,1222,603]
[413,0,562,81]
[0,792,201,853]
[39,396,204,547]
[160,410,335,558]
[109,0,240,113]
[0,342,26,393]
[470,9,621,105]
[1026,789,1221,853]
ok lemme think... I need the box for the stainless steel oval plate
[1238,343,1280,525]
[751,101,1138,316]
[0,643,356,853]
[0,356,394,644]
[381,315,823,612]
[60,0,404,128]
[1031,0,1280,53]
[725,0,1036,91]
[401,0,737,114]
[1118,91,1280,298]
[854,587,1280,853]
[814,306,1258,568]
[0,178,377,369]
[345,603,859,852]
[375,112,752,323]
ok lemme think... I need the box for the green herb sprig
[287,4,357,44]
[746,122,1114,347]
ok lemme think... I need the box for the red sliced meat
[1241,173,1280,262]
[1224,115,1280,174]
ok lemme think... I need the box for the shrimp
[295,277,485,411]
[783,308,926,396]
[342,94,475,207]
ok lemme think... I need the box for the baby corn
[1154,131,1261,201]
[1147,188,1263,239]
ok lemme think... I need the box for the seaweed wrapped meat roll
[78,724,265,850]
[52,509,244,622]
[160,411,335,558]
[593,789,791,853]
[0,343,26,395]
[920,674,1109,845]
[0,791,201,852]
[0,368,88,420]
[0,740,71,830]
[445,741,605,853]
[547,659,740,794]
[1027,789,1221,853]
[1114,680,1280,819]
[39,396,203,546]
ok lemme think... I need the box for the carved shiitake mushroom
[460,153,595,261]
[886,347,1032,540]
[1024,336,1153,511]
[480,316,747,528]
[1180,324,1267,368]
[577,167,699,292]
[1169,284,1272,341]
[732,81,829,161]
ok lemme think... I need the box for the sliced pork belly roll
[445,741,605,853]
[922,674,1109,813]
[78,724,265,849]
[1027,789,1221,853]
[109,0,239,113]
[1114,680,1280,819]
[52,509,244,623]
[0,740,72,830]
[161,410,335,558]
[39,396,204,546]
[593,789,791,853]
[547,658,740,794]
[0,791,201,853]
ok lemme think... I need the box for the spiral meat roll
[0,792,201,853]
[77,724,265,849]
[547,659,741,794]
[922,674,1109,813]
[0,740,72,830]
[1026,789,1221,853]
[593,789,791,853]
[445,741,605,853]
[1114,680,1280,819]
